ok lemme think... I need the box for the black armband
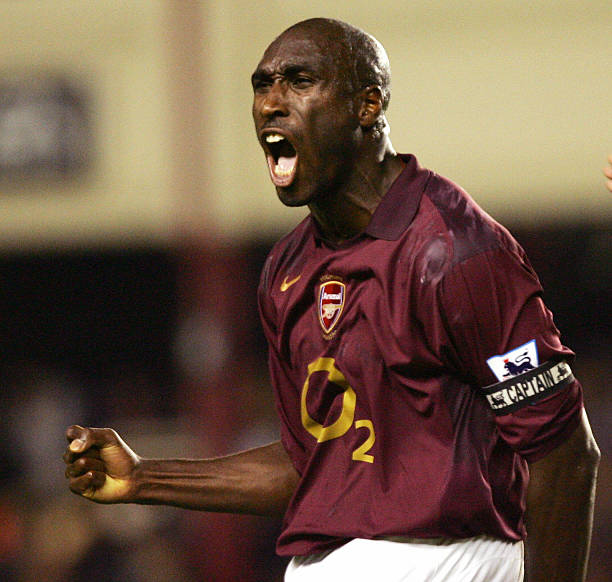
[482,359,574,415]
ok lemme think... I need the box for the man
[64,18,600,581]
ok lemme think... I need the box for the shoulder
[418,171,524,267]
[402,169,533,298]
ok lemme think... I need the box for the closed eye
[253,79,272,92]
[292,76,314,89]
[251,71,273,92]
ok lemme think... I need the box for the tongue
[277,156,296,172]
[268,153,297,186]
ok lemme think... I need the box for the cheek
[297,100,359,167]
[308,110,352,145]
[316,124,360,162]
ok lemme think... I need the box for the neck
[309,141,404,245]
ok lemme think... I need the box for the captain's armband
[482,359,574,415]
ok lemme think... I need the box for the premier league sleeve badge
[482,340,574,415]
[486,340,539,383]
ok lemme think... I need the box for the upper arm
[425,245,585,461]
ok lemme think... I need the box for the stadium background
[0,1,610,580]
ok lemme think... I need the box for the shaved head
[274,18,391,111]
[252,17,399,207]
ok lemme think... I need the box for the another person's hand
[64,425,140,503]
[604,154,612,192]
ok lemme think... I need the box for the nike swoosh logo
[280,275,301,292]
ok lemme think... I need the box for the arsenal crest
[318,280,345,335]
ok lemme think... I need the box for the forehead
[254,29,343,77]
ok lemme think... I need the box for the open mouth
[264,133,298,187]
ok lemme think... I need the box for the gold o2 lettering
[352,420,375,463]
[301,357,376,463]
[301,357,356,442]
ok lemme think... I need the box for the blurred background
[0,1,609,581]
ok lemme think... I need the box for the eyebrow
[251,63,318,85]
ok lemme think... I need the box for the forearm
[132,441,299,517]
[525,410,600,582]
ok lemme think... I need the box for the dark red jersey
[257,154,583,557]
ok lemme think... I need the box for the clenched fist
[63,425,140,503]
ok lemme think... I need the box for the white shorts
[285,536,524,582]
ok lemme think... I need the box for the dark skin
[525,410,599,582]
[63,428,297,516]
[64,20,600,580]
[251,24,405,244]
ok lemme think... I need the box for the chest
[269,240,427,382]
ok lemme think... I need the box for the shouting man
[65,18,599,582]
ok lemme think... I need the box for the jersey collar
[363,153,429,241]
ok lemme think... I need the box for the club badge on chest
[318,279,345,337]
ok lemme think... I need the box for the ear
[358,85,383,129]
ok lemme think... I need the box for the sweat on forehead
[267,18,391,108]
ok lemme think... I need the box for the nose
[260,80,289,118]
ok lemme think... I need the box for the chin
[275,185,313,208]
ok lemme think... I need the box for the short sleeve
[429,244,583,462]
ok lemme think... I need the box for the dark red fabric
[258,155,583,556]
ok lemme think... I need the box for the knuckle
[100,427,119,443]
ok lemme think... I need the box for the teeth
[274,165,293,177]
[265,134,285,143]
